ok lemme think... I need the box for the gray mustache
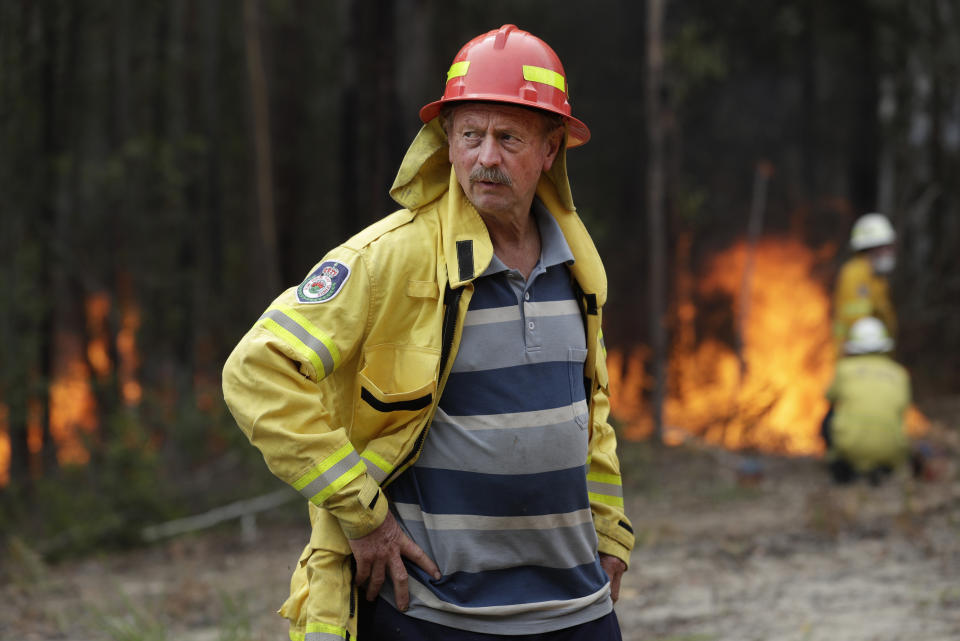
[469,166,513,186]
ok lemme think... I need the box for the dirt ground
[2,416,958,641]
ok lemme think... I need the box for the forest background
[1,0,959,559]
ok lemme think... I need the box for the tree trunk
[849,8,879,212]
[201,0,224,363]
[339,0,360,236]
[646,0,667,442]
[800,0,819,199]
[369,0,401,220]
[243,0,281,296]
[38,0,61,477]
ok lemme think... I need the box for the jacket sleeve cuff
[594,513,635,568]
[327,474,389,540]
[597,531,632,569]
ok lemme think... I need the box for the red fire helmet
[419,24,591,147]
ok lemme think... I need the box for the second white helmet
[845,316,894,355]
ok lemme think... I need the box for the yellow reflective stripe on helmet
[292,443,366,505]
[522,65,565,92]
[361,449,393,485]
[289,622,348,641]
[259,306,341,379]
[447,60,470,82]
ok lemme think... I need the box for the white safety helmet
[850,213,896,251]
[844,316,894,355]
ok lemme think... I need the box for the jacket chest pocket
[354,345,440,440]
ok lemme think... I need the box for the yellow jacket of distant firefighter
[832,254,897,354]
[221,120,634,641]
[826,353,910,472]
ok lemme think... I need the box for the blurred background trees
[1,0,958,553]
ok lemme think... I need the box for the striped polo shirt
[382,200,612,634]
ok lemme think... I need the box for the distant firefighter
[821,317,911,484]
[832,213,898,356]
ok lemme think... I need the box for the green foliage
[94,593,168,641]
[1,413,172,559]
[217,590,253,641]
[0,395,279,562]
[3,536,49,588]
[666,21,729,105]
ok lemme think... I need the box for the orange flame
[0,293,142,485]
[117,302,142,405]
[0,405,8,485]
[49,336,98,465]
[610,236,928,455]
[612,237,835,454]
[86,293,112,378]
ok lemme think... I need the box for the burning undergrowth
[609,236,927,456]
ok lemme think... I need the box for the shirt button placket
[524,287,541,350]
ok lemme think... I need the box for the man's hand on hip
[599,553,627,603]
[348,511,441,611]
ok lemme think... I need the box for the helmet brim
[844,336,894,355]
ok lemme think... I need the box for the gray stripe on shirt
[453,319,586,371]
[397,514,600,575]
[417,413,589,474]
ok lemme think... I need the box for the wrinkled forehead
[444,101,552,132]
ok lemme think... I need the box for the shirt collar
[480,198,575,277]
[533,197,575,268]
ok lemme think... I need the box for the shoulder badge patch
[297,260,351,304]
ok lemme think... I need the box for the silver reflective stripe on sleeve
[304,633,345,641]
[587,479,623,499]
[296,449,365,503]
[259,308,337,377]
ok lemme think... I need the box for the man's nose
[477,134,502,166]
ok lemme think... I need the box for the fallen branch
[141,488,297,543]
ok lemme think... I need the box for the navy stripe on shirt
[404,560,609,608]
[469,266,578,310]
[440,361,587,416]
[389,466,591,516]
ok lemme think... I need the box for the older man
[222,24,634,640]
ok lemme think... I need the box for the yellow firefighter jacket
[825,353,910,472]
[832,254,897,355]
[222,119,634,641]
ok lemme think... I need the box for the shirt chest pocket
[354,344,440,439]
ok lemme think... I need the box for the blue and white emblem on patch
[297,261,351,304]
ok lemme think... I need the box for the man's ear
[542,128,564,172]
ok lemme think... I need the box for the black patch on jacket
[456,240,474,281]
